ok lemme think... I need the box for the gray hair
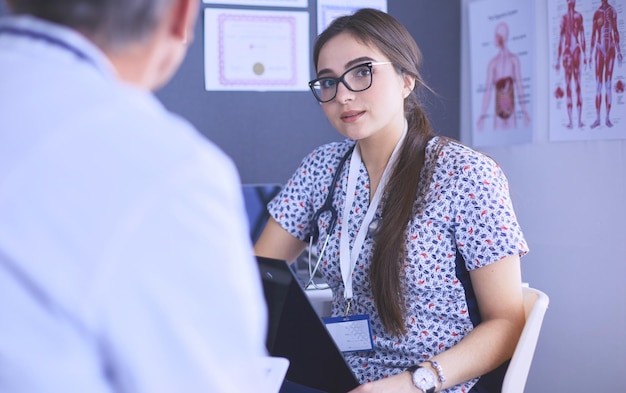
[10,0,175,50]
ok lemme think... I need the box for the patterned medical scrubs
[268,136,528,392]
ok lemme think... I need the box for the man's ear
[168,0,200,44]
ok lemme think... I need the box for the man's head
[8,0,199,90]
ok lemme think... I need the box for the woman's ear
[403,74,416,98]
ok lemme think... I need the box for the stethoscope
[308,144,354,244]
[305,143,382,289]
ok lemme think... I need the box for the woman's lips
[340,110,365,123]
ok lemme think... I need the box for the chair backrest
[501,286,550,393]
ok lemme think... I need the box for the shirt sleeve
[450,150,528,271]
[267,145,332,242]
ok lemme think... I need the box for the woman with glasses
[255,8,528,393]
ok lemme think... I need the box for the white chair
[501,286,550,393]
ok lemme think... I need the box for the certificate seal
[253,62,265,76]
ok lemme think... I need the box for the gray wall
[157,1,461,184]
[461,0,626,391]
[0,1,460,184]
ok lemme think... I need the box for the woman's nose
[334,81,354,103]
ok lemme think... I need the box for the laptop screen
[257,256,360,393]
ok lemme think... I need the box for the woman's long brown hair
[313,8,443,336]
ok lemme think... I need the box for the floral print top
[267,136,528,392]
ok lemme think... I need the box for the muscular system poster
[548,0,626,141]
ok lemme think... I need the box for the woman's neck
[357,121,406,201]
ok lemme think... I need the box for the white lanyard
[339,126,406,301]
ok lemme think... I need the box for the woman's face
[315,32,414,143]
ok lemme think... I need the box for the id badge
[323,314,374,353]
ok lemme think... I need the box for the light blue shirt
[0,15,270,393]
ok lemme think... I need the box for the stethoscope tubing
[305,144,355,289]
[309,144,356,243]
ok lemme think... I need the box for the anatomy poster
[548,0,626,141]
[469,0,535,147]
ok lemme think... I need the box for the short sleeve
[267,153,316,241]
[449,149,528,270]
[267,142,354,242]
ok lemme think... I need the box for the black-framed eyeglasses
[308,61,393,103]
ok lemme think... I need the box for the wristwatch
[407,365,436,393]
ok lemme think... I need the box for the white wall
[461,0,626,391]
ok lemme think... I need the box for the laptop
[257,256,360,393]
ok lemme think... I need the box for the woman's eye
[353,67,372,78]
[319,79,337,89]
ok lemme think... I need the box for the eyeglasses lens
[310,63,373,103]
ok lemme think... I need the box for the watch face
[412,367,436,392]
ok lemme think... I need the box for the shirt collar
[0,15,117,80]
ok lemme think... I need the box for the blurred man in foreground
[0,1,270,392]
